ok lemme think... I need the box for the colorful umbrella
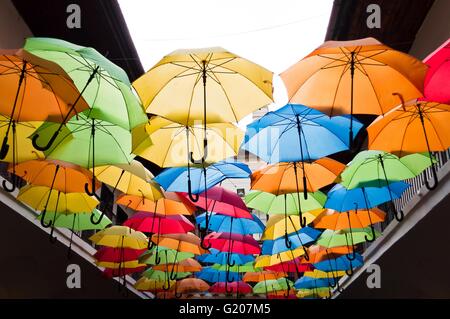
[243,271,286,283]
[261,227,321,256]
[173,278,210,297]
[152,258,202,273]
[196,267,241,283]
[314,253,364,276]
[422,38,450,104]
[197,249,254,265]
[89,226,148,250]
[280,37,426,146]
[139,247,194,265]
[203,232,260,255]
[294,277,331,289]
[94,246,146,263]
[209,281,252,296]
[196,212,265,235]
[123,213,195,234]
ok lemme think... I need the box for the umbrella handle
[200,237,212,250]
[227,256,236,268]
[327,273,337,288]
[0,136,9,159]
[84,182,101,200]
[390,202,404,222]
[147,238,156,250]
[365,224,377,243]
[345,262,354,277]
[302,176,308,200]
[32,127,62,152]
[2,177,16,193]
[226,270,235,283]
[40,209,52,228]
[284,233,292,249]
[187,179,199,202]
[299,213,307,228]
[283,279,290,299]
[189,139,208,164]
[155,252,161,265]
[49,225,58,243]
[225,281,234,294]
[90,209,105,225]
[425,164,439,191]
[346,251,356,261]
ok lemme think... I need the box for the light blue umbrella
[261,227,321,256]
[154,160,251,194]
[197,249,255,265]
[314,253,363,277]
[241,104,363,163]
[294,277,331,289]
[196,212,265,235]
[196,267,241,283]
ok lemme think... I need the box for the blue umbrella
[197,249,255,265]
[294,277,331,289]
[325,182,410,212]
[196,267,241,283]
[314,253,363,277]
[241,104,363,163]
[196,212,265,235]
[261,227,321,255]
[154,160,251,194]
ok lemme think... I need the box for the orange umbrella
[174,278,210,295]
[243,271,286,283]
[368,100,450,190]
[251,158,344,195]
[153,258,202,273]
[304,245,353,264]
[151,233,208,255]
[116,192,195,216]
[314,208,386,230]
[281,37,427,146]
[9,159,99,193]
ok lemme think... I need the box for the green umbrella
[139,247,194,265]
[25,37,147,151]
[317,228,381,249]
[340,150,434,221]
[142,269,191,281]
[244,191,326,215]
[212,262,260,273]
[37,209,111,258]
[253,278,294,294]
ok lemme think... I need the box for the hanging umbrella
[261,227,321,255]
[242,103,362,165]
[134,277,175,292]
[0,49,89,167]
[250,158,344,195]
[173,278,210,297]
[103,265,146,279]
[262,212,324,240]
[152,258,202,273]
[141,269,191,282]
[197,248,255,265]
[294,277,331,289]
[253,278,294,294]
[263,258,314,274]
[155,160,251,194]
[95,259,146,270]
[203,232,260,255]
[196,212,265,235]
[301,269,346,289]
[211,261,259,273]
[94,246,146,263]
[367,100,450,190]
[116,192,195,216]
[123,213,195,234]
[280,37,427,147]
[314,253,364,276]
[89,226,148,250]
[25,37,147,151]
[255,248,306,268]
[92,160,163,200]
[339,150,434,220]
[243,271,286,283]
[422,38,450,103]
[139,247,194,265]
[297,287,331,299]
[196,267,241,283]
[209,281,252,295]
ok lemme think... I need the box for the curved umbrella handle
[90,209,105,225]
[49,225,58,243]
[365,224,377,242]
[299,212,307,228]
[147,238,156,250]
[391,202,404,222]
[155,252,161,265]
[84,181,100,200]
[302,247,310,261]
[187,178,200,202]
[425,164,439,191]
[327,273,337,288]
[226,269,235,283]
[200,237,212,250]
[32,128,61,152]
[225,281,234,294]
[189,139,208,165]
[40,209,53,229]
[0,136,9,160]
[345,262,354,277]
[227,255,236,268]
[283,279,290,299]
[302,176,308,200]
[346,251,356,261]
[284,233,292,249]
[2,178,16,193]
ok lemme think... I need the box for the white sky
[119,0,333,127]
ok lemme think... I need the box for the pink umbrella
[103,266,146,278]
[181,187,252,219]
[123,212,194,234]
[94,247,146,263]
[209,281,253,294]
[204,232,261,255]
[264,259,314,273]
[423,38,450,103]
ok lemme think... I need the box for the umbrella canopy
[262,213,324,239]
[143,269,191,281]
[294,277,331,289]
[204,232,261,255]
[24,37,147,131]
[255,248,306,268]
[261,227,321,254]
[307,245,354,264]
[251,158,344,194]
[134,277,175,291]
[303,269,346,279]
[297,287,330,299]
[11,159,99,193]
[151,233,208,255]
[95,259,146,270]
[37,209,111,231]
[94,246,146,263]
[196,268,241,283]
[139,247,195,265]
[211,261,260,273]
[197,249,255,265]
[116,192,195,216]
[263,258,314,273]
[280,37,426,116]
[244,191,326,216]
[17,185,99,213]
[133,47,273,124]
[253,278,294,294]
[325,182,410,212]
[104,266,146,278]
[316,228,381,248]
[340,150,434,189]
[422,38,450,103]
[314,208,386,230]
[209,281,252,294]
[89,226,148,249]
[155,160,251,194]
[175,278,210,294]
[132,116,243,167]
[314,254,363,272]
[152,258,202,273]
[242,104,362,163]
[184,186,252,218]
[196,212,265,235]
[243,271,286,282]
[123,213,195,234]
[92,160,163,200]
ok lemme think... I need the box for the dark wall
[339,194,450,299]
[0,200,139,298]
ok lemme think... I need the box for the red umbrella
[267,292,297,299]
[204,232,261,255]
[102,266,146,278]
[423,38,450,103]
[123,213,195,234]
[94,247,146,263]
[264,259,314,273]
[182,187,252,219]
[209,281,252,294]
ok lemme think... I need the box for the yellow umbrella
[95,260,146,269]
[132,116,243,167]
[17,185,99,214]
[134,277,175,291]
[89,225,148,250]
[297,287,330,299]
[92,160,163,200]
[255,248,306,268]
[303,269,346,279]
[262,210,324,240]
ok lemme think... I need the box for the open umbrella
[367,99,450,190]
[261,227,321,255]
[94,246,146,263]
[280,37,427,147]
[197,248,254,266]
[172,278,210,297]
[152,258,202,273]
[203,232,260,255]
[25,37,147,151]
[314,253,364,277]
[209,281,252,295]
[139,247,194,265]
[422,38,450,103]
[123,213,195,234]
[243,271,286,283]
[196,267,241,283]
[196,212,265,235]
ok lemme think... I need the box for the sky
[119,0,334,126]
